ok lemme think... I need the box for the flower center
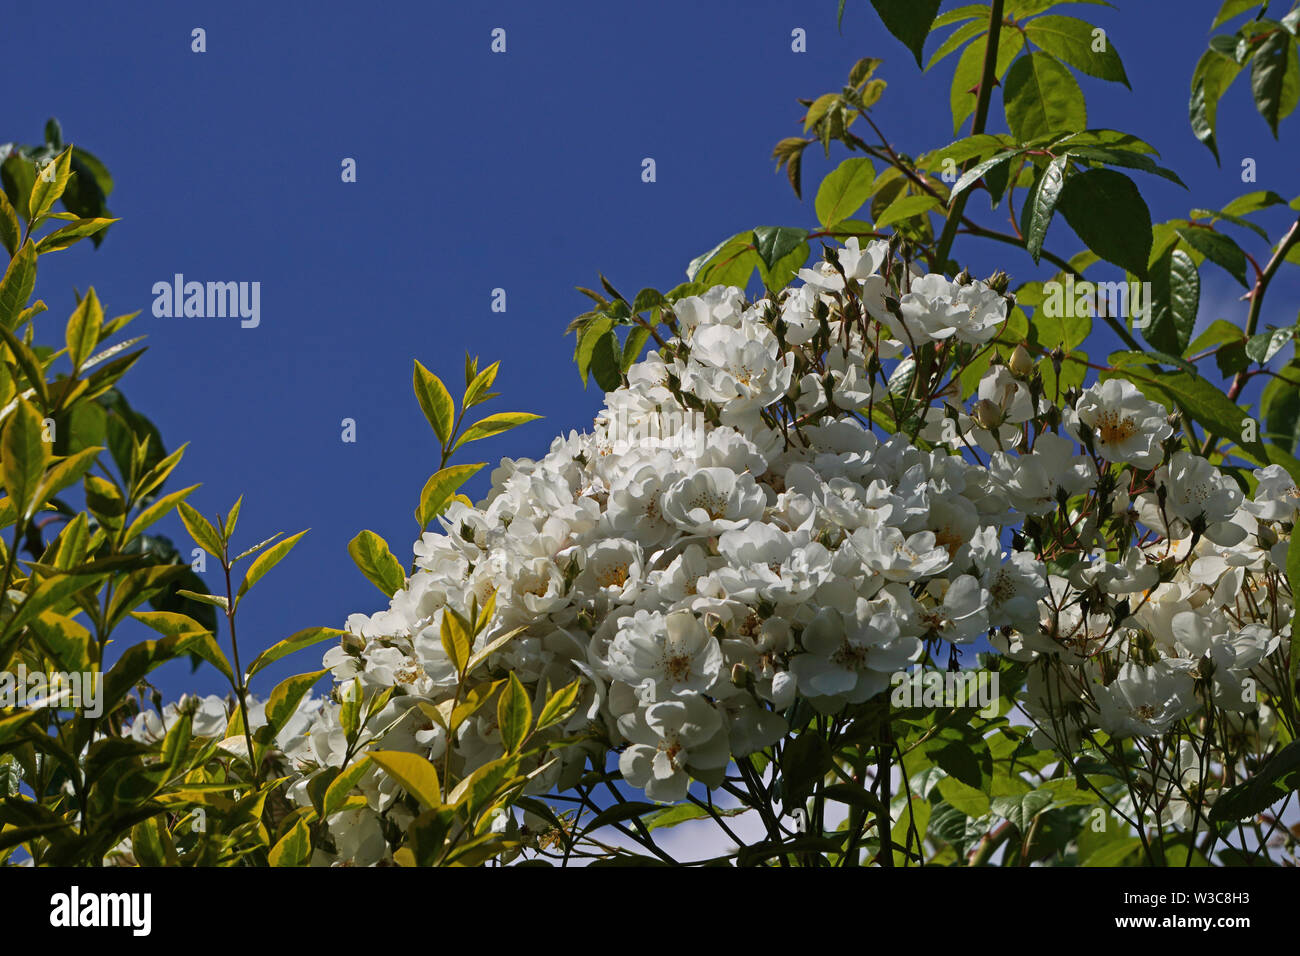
[596,563,630,588]
[1096,410,1139,447]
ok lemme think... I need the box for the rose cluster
[151,238,1289,865]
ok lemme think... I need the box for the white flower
[660,467,766,535]
[789,600,920,711]
[607,609,724,702]
[1095,662,1197,738]
[617,694,729,802]
[1138,451,1245,546]
[1070,379,1171,469]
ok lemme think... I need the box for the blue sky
[5,0,1299,700]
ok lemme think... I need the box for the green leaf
[950,151,1021,204]
[1250,27,1300,137]
[0,398,49,519]
[575,315,613,387]
[102,634,200,713]
[1022,154,1069,261]
[951,32,1025,133]
[1261,359,1300,454]
[1246,327,1294,364]
[1145,248,1200,356]
[690,233,759,290]
[371,750,442,809]
[322,756,374,818]
[462,360,500,408]
[536,677,584,731]
[34,216,118,254]
[465,625,526,674]
[927,20,988,71]
[497,671,533,754]
[933,4,989,29]
[590,331,623,392]
[1214,0,1263,28]
[874,193,941,229]
[262,670,327,740]
[621,326,653,373]
[174,589,228,611]
[413,360,455,447]
[751,226,809,271]
[0,324,49,409]
[27,147,73,223]
[346,529,405,597]
[815,157,876,227]
[1003,52,1087,142]
[237,530,307,601]
[869,0,943,67]
[1176,224,1249,287]
[247,626,347,682]
[0,191,19,257]
[269,817,312,867]
[1190,49,1243,161]
[1082,836,1143,866]
[440,608,472,676]
[1,156,37,227]
[1064,146,1186,187]
[416,462,484,529]
[1210,742,1300,824]
[65,287,103,371]
[176,501,223,558]
[644,802,748,830]
[1120,367,1264,461]
[1055,168,1152,276]
[133,613,235,686]
[780,732,831,808]
[452,412,541,451]
[0,240,37,330]
[1024,15,1130,87]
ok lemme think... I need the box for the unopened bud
[985,270,1011,294]
[1009,344,1034,377]
[954,267,972,286]
[730,662,750,687]
[974,399,1003,431]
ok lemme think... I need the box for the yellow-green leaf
[246,626,348,681]
[268,817,311,867]
[262,670,327,739]
[413,360,455,446]
[27,147,72,224]
[347,529,406,597]
[452,412,541,451]
[416,462,483,529]
[35,217,118,254]
[370,750,443,809]
[1,398,49,519]
[536,677,584,731]
[177,501,223,558]
[322,756,373,818]
[440,607,473,676]
[0,190,19,257]
[65,286,103,371]
[497,671,532,754]
[123,484,200,545]
[237,529,307,600]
